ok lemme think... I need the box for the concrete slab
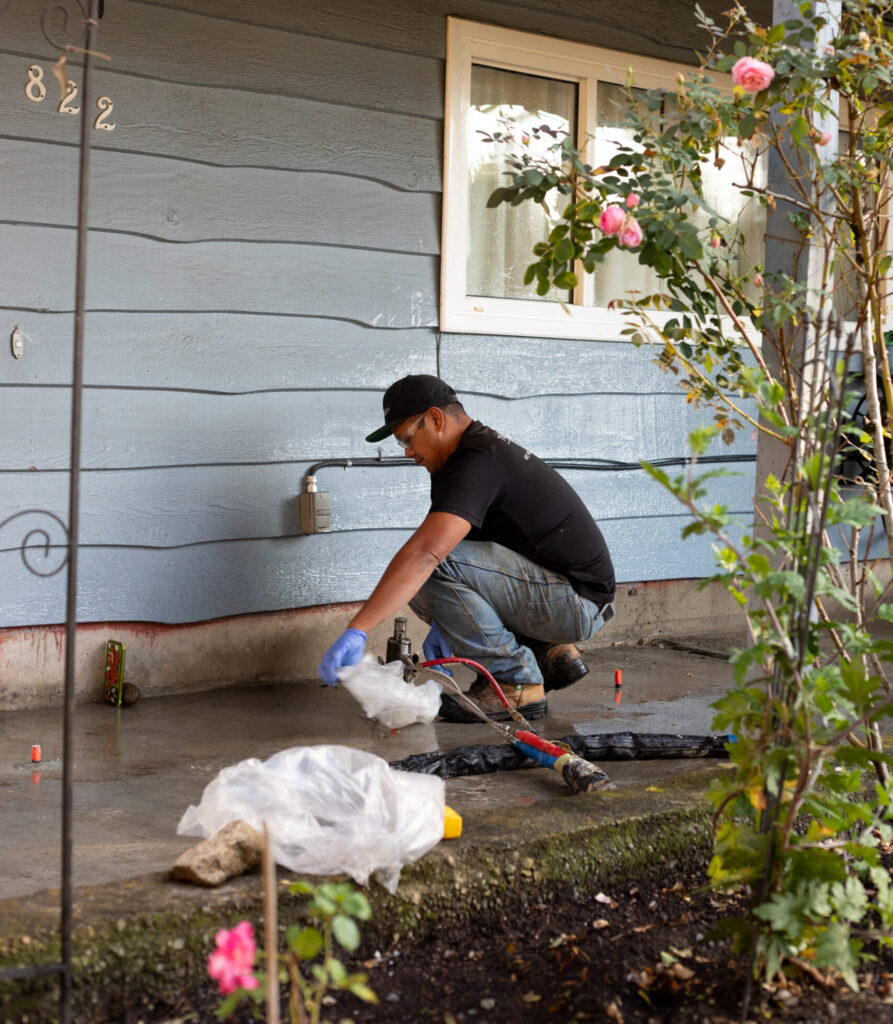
[0,635,748,1021]
[0,636,740,901]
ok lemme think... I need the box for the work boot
[439,681,547,723]
[465,674,490,699]
[519,639,589,692]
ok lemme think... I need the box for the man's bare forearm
[348,511,471,635]
[348,542,441,634]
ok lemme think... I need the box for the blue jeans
[409,540,612,687]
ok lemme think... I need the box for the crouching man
[318,375,616,721]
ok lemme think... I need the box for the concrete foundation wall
[0,579,745,710]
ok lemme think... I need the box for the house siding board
[5,0,445,118]
[2,534,405,626]
[0,312,436,390]
[3,512,737,627]
[148,0,770,64]
[0,0,756,630]
[4,388,754,471]
[1,465,753,548]
[2,225,439,322]
[1,141,441,253]
[0,53,442,190]
[440,335,683,397]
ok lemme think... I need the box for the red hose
[419,656,512,712]
[419,656,575,759]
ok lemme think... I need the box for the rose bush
[485,0,893,1007]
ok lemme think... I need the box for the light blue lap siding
[0,0,758,628]
[1,464,754,548]
[2,513,746,627]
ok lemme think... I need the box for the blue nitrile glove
[318,627,367,686]
[423,623,453,675]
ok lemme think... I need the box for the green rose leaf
[332,914,361,952]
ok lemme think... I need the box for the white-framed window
[441,18,756,341]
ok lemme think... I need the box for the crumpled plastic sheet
[389,732,733,779]
[339,656,442,729]
[177,745,444,893]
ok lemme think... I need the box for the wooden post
[263,823,280,1024]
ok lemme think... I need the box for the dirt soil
[132,864,893,1024]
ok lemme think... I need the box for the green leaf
[327,956,347,985]
[739,112,757,138]
[831,877,868,923]
[291,926,324,960]
[332,913,361,952]
[349,981,379,1004]
[768,22,785,43]
[746,553,771,576]
[553,271,579,289]
[216,992,244,1020]
[486,187,516,208]
[341,891,372,921]
[677,230,703,261]
[554,237,575,264]
[814,922,861,990]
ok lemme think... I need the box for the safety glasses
[394,412,426,450]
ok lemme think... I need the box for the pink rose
[625,193,640,209]
[731,56,775,93]
[709,234,722,249]
[754,272,763,287]
[208,921,259,996]
[599,204,626,236]
[818,130,832,146]
[618,218,643,249]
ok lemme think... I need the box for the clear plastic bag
[177,745,444,893]
[339,656,442,729]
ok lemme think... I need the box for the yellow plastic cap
[443,804,462,839]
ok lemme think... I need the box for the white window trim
[441,18,738,343]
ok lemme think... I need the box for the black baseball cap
[365,375,459,443]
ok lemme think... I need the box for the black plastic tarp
[390,732,732,779]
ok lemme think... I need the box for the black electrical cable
[547,453,756,472]
[303,452,756,482]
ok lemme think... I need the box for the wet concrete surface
[0,636,741,900]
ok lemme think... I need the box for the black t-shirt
[429,421,615,606]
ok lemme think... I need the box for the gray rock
[170,820,264,887]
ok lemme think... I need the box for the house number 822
[25,65,116,131]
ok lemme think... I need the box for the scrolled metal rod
[0,1,101,1020]
[0,509,70,577]
[40,0,89,51]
